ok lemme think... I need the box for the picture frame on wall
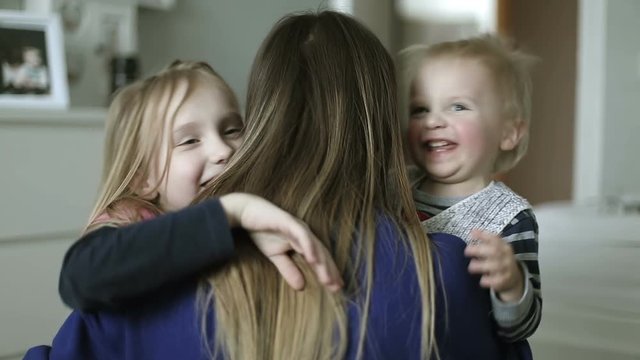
[0,10,68,109]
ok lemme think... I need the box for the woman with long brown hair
[26,11,506,360]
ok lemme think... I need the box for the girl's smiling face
[145,79,243,211]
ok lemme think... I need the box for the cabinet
[0,108,105,358]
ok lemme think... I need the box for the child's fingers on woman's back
[479,273,506,289]
[464,240,499,258]
[237,193,343,291]
[273,222,343,292]
[285,219,320,263]
[472,230,503,244]
[283,218,344,291]
[302,240,342,292]
[312,262,333,288]
[468,257,501,274]
[315,251,344,292]
[259,232,342,292]
[270,254,305,290]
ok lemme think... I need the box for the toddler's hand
[464,229,524,302]
[219,193,343,293]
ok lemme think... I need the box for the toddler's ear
[500,119,526,151]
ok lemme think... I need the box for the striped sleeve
[491,209,542,342]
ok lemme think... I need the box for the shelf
[0,107,107,127]
[137,0,176,11]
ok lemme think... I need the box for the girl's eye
[223,127,243,138]
[451,103,468,112]
[178,138,199,146]
[410,106,429,116]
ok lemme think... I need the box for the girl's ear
[134,173,159,200]
[500,119,526,151]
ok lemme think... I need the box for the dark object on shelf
[110,56,139,96]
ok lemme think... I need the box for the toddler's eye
[451,103,468,112]
[410,106,429,116]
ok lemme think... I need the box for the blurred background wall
[498,0,577,205]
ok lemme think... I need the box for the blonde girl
[58,60,341,310]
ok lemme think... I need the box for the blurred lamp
[397,0,497,32]
[329,0,354,15]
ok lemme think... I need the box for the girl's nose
[207,141,233,165]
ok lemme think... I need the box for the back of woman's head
[87,61,236,230]
[208,11,405,249]
[198,11,435,360]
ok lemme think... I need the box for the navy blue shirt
[47,198,531,359]
[28,221,524,359]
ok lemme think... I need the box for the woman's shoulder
[429,232,476,290]
[429,232,466,245]
[26,283,206,360]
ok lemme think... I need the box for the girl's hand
[219,193,343,293]
[464,229,524,302]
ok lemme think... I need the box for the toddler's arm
[465,210,542,342]
[494,209,541,342]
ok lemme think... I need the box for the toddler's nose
[425,113,446,129]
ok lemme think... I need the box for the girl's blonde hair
[398,34,537,173]
[195,11,436,359]
[85,60,238,232]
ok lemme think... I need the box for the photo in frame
[0,10,68,109]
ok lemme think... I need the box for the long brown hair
[196,11,435,359]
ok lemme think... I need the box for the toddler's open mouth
[423,140,456,151]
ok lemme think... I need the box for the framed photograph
[0,10,68,109]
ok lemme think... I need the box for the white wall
[0,0,22,10]
[574,0,640,202]
[137,0,398,107]
[601,0,640,198]
[352,0,393,48]
[137,0,327,108]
